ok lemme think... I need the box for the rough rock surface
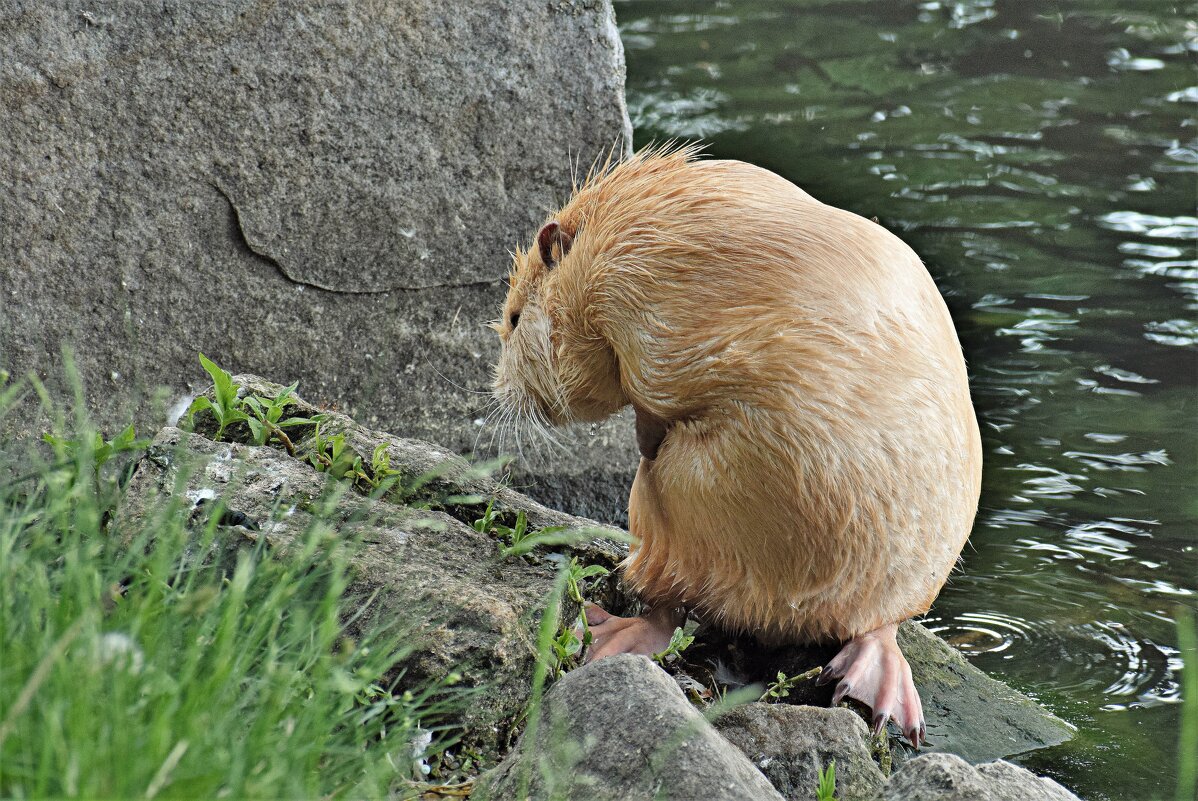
[113,376,627,751]
[877,753,1081,801]
[714,703,885,801]
[112,374,1078,797]
[472,655,786,801]
[669,619,1073,767]
[896,622,1075,764]
[1,0,635,517]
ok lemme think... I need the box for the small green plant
[471,498,501,534]
[472,501,572,557]
[473,498,634,558]
[502,510,531,553]
[760,666,823,702]
[43,423,149,471]
[550,623,583,678]
[364,442,405,493]
[517,566,572,799]
[186,353,248,441]
[39,424,151,515]
[185,355,322,451]
[652,626,695,666]
[551,559,611,676]
[565,558,609,604]
[240,381,321,455]
[305,423,364,481]
[816,760,837,801]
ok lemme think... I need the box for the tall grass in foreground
[0,399,457,798]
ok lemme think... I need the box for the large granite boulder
[0,0,634,517]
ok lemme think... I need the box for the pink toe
[584,604,612,626]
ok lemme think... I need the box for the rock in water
[879,753,1081,801]
[897,621,1075,764]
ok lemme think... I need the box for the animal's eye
[509,312,521,329]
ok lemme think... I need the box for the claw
[815,665,837,686]
[821,623,925,749]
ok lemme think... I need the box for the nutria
[491,145,982,746]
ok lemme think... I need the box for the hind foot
[582,604,686,664]
[817,622,926,747]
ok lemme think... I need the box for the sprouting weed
[816,760,837,801]
[473,502,572,557]
[240,382,323,455]
[565,558,609,604]
[367,442,404,492]
[501,511,531,553]
[185,353,248,442]
[40,424,150,515]
[43,424,149,472]
[549,558,611,676]
[472,498,502,535]
[760,667,823,702]
[500,520,580,558]
[550,623,583,678]
[305,423,364,483]
[652,627,695,666]
[185,355,322,449]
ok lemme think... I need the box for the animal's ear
[536,220,574,269]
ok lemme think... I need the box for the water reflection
[618,1,1195,798]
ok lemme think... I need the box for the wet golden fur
[493,145,982,642]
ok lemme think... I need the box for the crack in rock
[210,181,502,295]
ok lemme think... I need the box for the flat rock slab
[898,622,1075,763]
[878,753,1080,801]
[472,655,786,801]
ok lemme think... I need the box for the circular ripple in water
[925,611,1042,656]
[924,613,1179,710]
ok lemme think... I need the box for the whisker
[429,363,492,396]
[470,398,502,459]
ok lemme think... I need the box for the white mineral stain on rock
[185,488,217,508]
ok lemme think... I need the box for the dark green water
[615,2,1196,798]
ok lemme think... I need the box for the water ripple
[1143,319,1197,346]
[1099,211,1198,239]
[926,613,1180,708]
[1062,449,1172,471]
